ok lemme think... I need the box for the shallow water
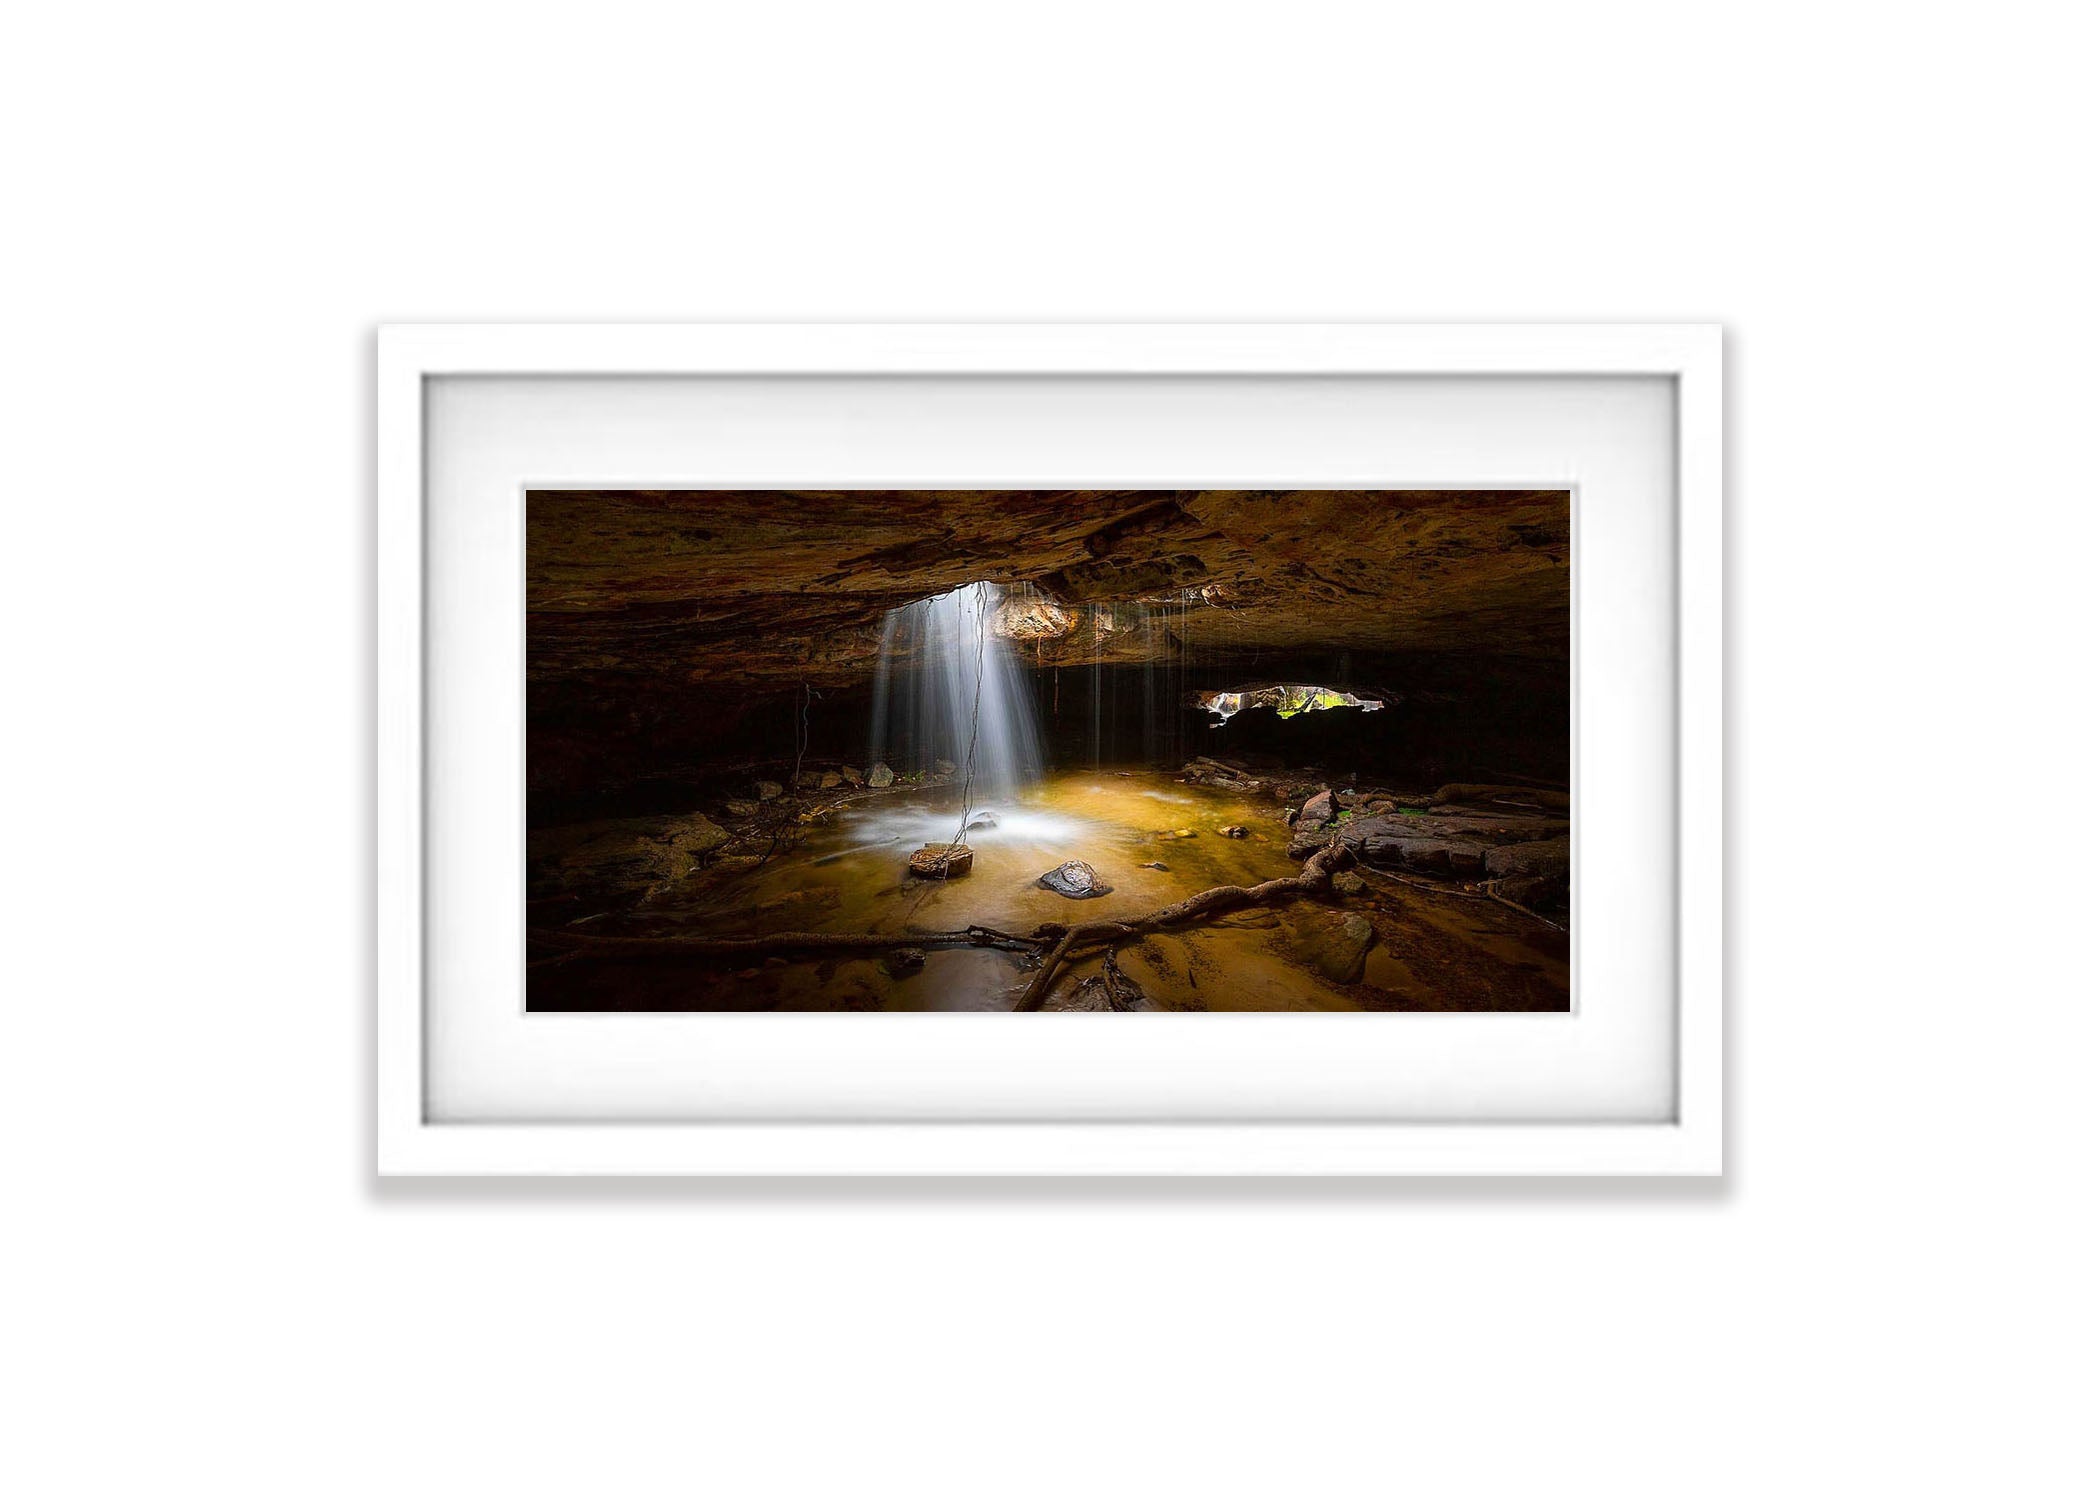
[533,768,1569,1014]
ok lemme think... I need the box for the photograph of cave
[527,490,1570,1012]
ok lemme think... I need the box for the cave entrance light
[1192,684,1386,727]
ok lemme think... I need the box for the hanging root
[1011,839,1357,1011]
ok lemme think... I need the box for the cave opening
[526,489,1572,1013]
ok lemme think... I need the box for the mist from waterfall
[866,582,1045,808]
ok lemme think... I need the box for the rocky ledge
[1179,757,1571,919]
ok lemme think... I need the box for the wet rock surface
[527,489,1570,695]
[1038,859,1113,899]
[531,813,729,891]
[527,768,1569,1014]
[1290,910,1377,985]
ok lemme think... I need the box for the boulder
[1484,836,1571,880]
[1287,825,1330,860]
[1357,833,1490,879]
[934,758,957,776]
[867,763,895,788]
[1297,788,1336,827]
[796,770,824,789]
[1038,860,1113,899]
[841,765,864,787]
[1484,836,1571,918]
[1297,911,1375,984]
[819,770,842,789]
[756,780,784,802]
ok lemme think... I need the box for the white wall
[5,4,2093,1496]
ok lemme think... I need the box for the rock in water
[1306,912,1375,984]
[908,843,973,879]
[1298,788,1336,826]
[934,758,957,776]
[867,763,895,788]
[1140,861,1169,871]
[1038,860,1112,899]
[965,810,999,831]
[1331,871,1367,896]
[881,948,926,978]
[756,780,784,802]
[1217,825,1249,838]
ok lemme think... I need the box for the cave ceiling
[526,489,1569,688]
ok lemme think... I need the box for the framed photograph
[378,324,1722,1175]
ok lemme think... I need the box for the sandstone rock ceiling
[526,489,1569,687]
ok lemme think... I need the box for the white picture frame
[378,323,1723,1176]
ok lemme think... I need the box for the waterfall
[865,582,1045,804]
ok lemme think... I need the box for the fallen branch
[527,923,1046,961]
[1012,840,1356,1011]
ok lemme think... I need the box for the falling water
[865,582,1045,807]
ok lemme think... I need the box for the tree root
[526,923,1046,962]
[1012,840,1357,1011]
[528,841,1363,1009]
[1352,865,1567,931]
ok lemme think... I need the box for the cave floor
[528,769,1569,1013]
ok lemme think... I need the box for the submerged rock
[867,763,895,788]
[1301,911,1376,984]
[1156,828,1197,841]
[1217,825,1250,839]
[881,948,926,977]
[1038,860,1113,899]
[1331,871,1367,896]
[1140,861,1169,871]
